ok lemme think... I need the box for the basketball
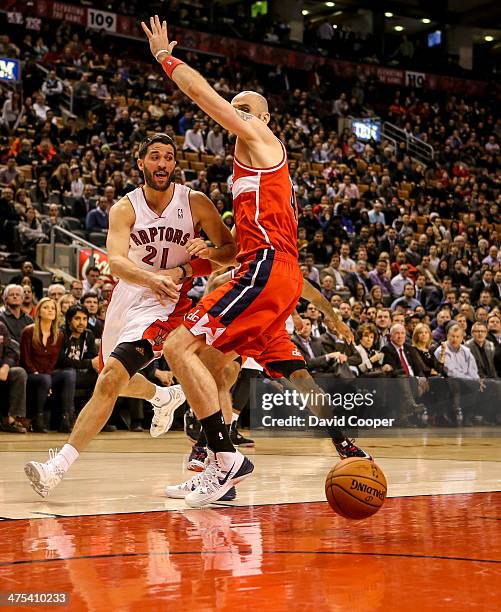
[325,458,387,520]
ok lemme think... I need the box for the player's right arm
[141,16,275,146]
[107,198,178,302]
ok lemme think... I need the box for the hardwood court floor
[1,430,500,611]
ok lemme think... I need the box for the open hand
[141,15,177,63]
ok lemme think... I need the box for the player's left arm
[141,16,275,145]
[187,190,237,267]
[301,278,354,344]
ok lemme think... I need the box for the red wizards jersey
[232,140,298,263]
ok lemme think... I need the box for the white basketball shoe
[24,449,67,498]
[185,450,253,508]
[150,384,186,438]
[165,470,236,501]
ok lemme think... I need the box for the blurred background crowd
[0,1,499,434]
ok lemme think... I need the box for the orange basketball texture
[325,458,387,520]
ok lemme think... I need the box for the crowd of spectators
[0,18,499,432]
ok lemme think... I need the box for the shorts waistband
[239,249,299,266]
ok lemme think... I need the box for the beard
[143,166,173,192]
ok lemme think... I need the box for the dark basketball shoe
[187,445,207,472]
[230,422,255,447]
[184,409,202,443]
[334,438,373,460]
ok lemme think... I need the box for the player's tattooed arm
[235,108,254,122]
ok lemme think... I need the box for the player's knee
[220,360,240,388]
[95,362,128,402]
[164,326,197,363]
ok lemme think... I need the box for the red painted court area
[1,493,500,612]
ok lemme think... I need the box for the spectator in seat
[354,323,386,375]
[292,319,346,374]
[47,284,66,302]
[466,323,497,379]
[321,253,346,291]
[0,320,28,433]
[85,195,109,234]
[320,319,362,371]
[487,313,501,346]
[57,293,76,327]
[0,284,33,345]
[57,304,99,404]
[81,292,104,338]
[320,275,336,302]
[471,269,498,304]
[391,283,421,311]
[21,284,37,319]
[435,323,480,425]
[307,230,330,265]
[432,308,452,343]
[70,279,84,302]
[303,303,326,338]
[206,124,225,156]
[391,263,414,297]
[82,266,101,295]
[374,308,392,348]
[41,69,63,110]
[9,261,44,300]
[369,259,393,298]
[0,157,20,187]
[72,183,97,219]
[183,121,205,153]
[20,298,76,433]
[381,323,427,423]
[206,155,228,184]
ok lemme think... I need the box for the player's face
[139,144,176,192]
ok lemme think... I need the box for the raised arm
[141,16,274,145]
[107,197,178,302]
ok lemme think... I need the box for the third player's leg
[68,357,130,452]
[163,326,222,420]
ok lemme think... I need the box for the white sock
[151,385,173,406]
[55,444,79,471]
[231,412,239,424]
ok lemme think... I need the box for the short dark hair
[138,134,177,160]
[65,304,89,328]
[82,292,99,303]
[86,266,100,275]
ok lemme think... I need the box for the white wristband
[154,49,170,61]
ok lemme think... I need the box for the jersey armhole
[123,193,137,227]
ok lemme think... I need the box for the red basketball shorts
[183,249,305,376]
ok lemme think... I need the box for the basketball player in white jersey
[24,134,237,497]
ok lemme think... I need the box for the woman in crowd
[412,323,446,377]
[20,298,76,433]
[369,284,384,306]
[50,163,71,195]
[58,293,77,327]
[354,323,385,375]
[30,175,50,209]
[18,207,46,256]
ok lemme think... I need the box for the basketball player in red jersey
[143,17,370,508]
[24,134,238,498]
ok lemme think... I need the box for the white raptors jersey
[100,184,196,364]
[127,184,194,272]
